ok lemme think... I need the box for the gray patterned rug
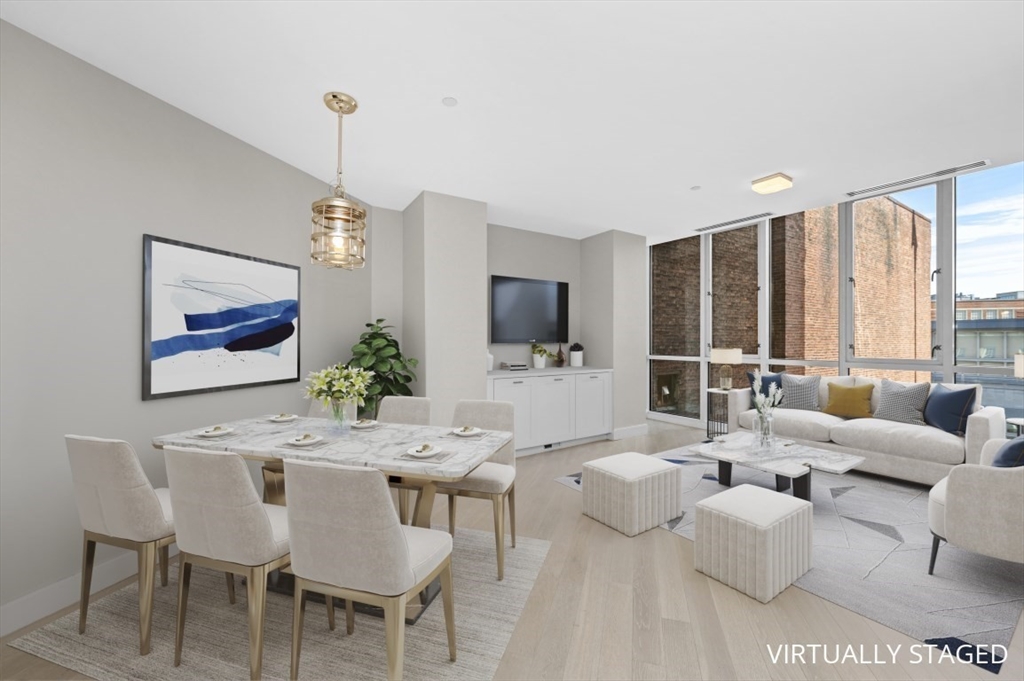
[558,447,1024,673]
[9,527,549,681]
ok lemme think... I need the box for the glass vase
[330,399,355,433]
[751,411,775,453]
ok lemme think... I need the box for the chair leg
[247,565,268,681]
[929,534,942,575]
[440,561,457,662]
[290,584,307,681]
[398,489,410,526]
[345,599,355,635]
[137,541,157,655]
[79,535,96,635]
[226,572,236,604]
[447,494,457,537]
[174,555,192,666]
[159,545,170,587]
[492,494,505,581]
[326,594,336,631]
[383,594,408,681]
[508,485,517,549]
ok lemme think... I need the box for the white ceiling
[2,1,1022,243]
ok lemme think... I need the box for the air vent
[695,213,773,233]
[846,161,989,198]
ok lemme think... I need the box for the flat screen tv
[491,275,568,343]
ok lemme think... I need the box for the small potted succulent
[569,342,584,367]
[530,343,555,369]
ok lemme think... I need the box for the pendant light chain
[334,111,346,198]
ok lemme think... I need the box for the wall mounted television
[491,275,569,343]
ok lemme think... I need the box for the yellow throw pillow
[823,383,874,419]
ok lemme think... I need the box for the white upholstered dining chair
[377,396,431,524]
[437,400,516,580]
[66,435,179,655]
[284,459,455,681]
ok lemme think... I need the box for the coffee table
[689,432,865,501]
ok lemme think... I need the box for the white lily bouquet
[305,363,374,428]
[750,369,782,451]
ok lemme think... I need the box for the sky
[892,162,1023,299]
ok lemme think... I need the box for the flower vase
[330,399,356,433]
[752,411,775,453]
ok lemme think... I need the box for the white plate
[198,427,234,438]
[351,419,378,429]
[288,435,323,447]
[406,444,441,458]
[451,426,482,437]
[268,414,298,423]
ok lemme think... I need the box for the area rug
[557,447,1024,673]
[9,528,550,681]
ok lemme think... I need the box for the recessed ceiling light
[752,172,793,195]
[690,185,701,191]
[441,97,459,107]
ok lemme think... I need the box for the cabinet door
[493,378,534,448]
[575,373,612,438]
[531,376,575,446]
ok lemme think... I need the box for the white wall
[580,232,616,371]
[402,194,427,396]
[369,206,404,346]
[487,224,581,367]
[0,22,371,632]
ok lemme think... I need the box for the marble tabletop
[689,432,865,478]
[152,416,512,482]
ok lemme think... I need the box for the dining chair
[377,396,431,524]
[284,459,456,681]
[437,400,516,580]
[164,445,293,681]
[66,435,179,655]
[260,401,332,504]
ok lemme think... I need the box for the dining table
[152,414,513,621]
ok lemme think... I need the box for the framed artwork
[143,235,300,400]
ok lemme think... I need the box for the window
[651,236,700,357]
[985,309,998,320]
[956,311,966,320]
[970,310,982,320]
[770,207,839,361]
[852,185,936,360]
[711,225,759,355]
[849,368,938,383]
[955,373,1024,427]
[1000,310,1014,319]
[650,360,700,418]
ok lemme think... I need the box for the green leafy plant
[348,319,419,417]
[530,343,555,358]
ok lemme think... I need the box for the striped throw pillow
[874,379,929,426]
[780,374,821,411]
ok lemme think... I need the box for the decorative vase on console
[330,399,357,433]
[569,342,584,367]
[555,343,566,367]
[305,362,373,434]
[750,369,783,453]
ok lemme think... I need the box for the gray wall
[402,194,427,396]
[487,224,582,367]
[369,206,404,346]
[0,22,371,612]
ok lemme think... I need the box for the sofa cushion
[821,377,856,410]
[747,371,784,403]
[739,408,844,442]
[874,379,929,426]
[780,374,821,411]
[923,384,977,435]
[829,418,965,465]
[822,384,874,419]
[991,436,1024,468]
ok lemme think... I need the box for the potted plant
[569,342,584,367]
[347,319,419,417]
[530,343,555,369]
[305,363,375,431]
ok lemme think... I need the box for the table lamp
[710,348,742,390]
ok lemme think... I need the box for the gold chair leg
[137,541,157,655]
[440,561,457,661]
[508,485,517,548]
[247,565,268,681]
[447,494,456,537]
[383,594,408,681]
[326,594,336,631]
[174,555,192,666]
[159,545,170,587]
[345,599,355,635]
[79,534,96,634]
[226,572,236,604]
[492,494,505,581]
[398,489,409,525]
[290,584,307,681]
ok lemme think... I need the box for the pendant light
[311,92,366,269]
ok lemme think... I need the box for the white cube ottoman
[583,452,683,537]
[694,484,812,603]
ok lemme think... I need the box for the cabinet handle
[590,375,598,379]
[554,378,564,382]
[513,380,524,384]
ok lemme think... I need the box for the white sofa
[727,376,1006,486]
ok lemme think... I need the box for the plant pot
[570,351,583,367]
[533,354,546,369]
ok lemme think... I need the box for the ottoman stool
[694,484,812,603]
[583,452,683,537]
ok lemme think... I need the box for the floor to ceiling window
[650,236,701,419]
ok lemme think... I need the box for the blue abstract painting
[143,235,300,399]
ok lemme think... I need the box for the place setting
[188,425,242,441]
[281,432,333,450]
[398,442,456,463]
[446,425,484,438]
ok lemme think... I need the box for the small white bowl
[198,427,234,438]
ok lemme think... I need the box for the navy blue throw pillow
[992,436,1024,468]
[747,372,784,403]
[923,384,977,435]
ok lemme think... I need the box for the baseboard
[612,423,649,440]
[0,546,178,638]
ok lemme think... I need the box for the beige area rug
[10,528,550,681]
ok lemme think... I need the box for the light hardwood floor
[2,420,1021,680]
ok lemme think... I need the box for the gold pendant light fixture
[311,92,366,269]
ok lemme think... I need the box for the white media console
[486,366,613,456]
